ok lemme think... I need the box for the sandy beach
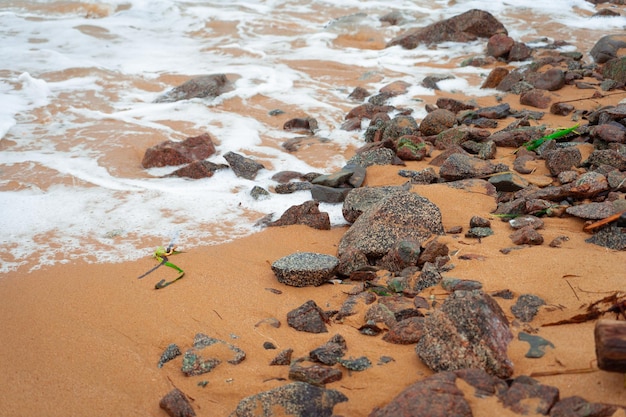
[2,85,626,415]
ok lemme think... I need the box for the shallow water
[1,0,625,273]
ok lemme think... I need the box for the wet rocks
[154,74,230,103]
[159,388,196,417]
[590,34,626,64]
[166,160,228,179]
[338,190,444,267]
[387,9,507,49]
[223,151,265,180]
[287,300,329,333]
[231,382,347,417]
[415,290,513,378]
[271,252,339,287]
[267,200,330,230]
[142,133,217,168]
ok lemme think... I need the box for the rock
[469,216,491,228]
[509,226,544,246]
[274,182,311,194]
[417,238,449,267]
[519,332,554,358]
[159,388,196,417]
[383,316,425,344]
[566,202,616,220]
[231,382,347,417]
[287,300,329,333]
[337,356,371,371]
[441,278,483,292]
[508,41,532,62]
[309,334,347,365]
[346,103,395,120]
[223,151,265,180]
[544,147,582,176]
[342,185,409,223]
[511,294,545,322]
[270,348,293,366]
[439,153,508,181]
[465,227,494,239]
[532,68,566,91]
[550,102,575,116]
[348,86,370,101]
[420,109,456,136]
[590,34,626,64]
[584,149,626,171]
[369,369,506,417]
[387,9,507,49]
[166,160,227,179]
[488,172,530,192]
[499,375,559,415]
[267,200,331,230]
[586,224,626,250]
[158,343,181,368]
[435,97,476,113]
[142,133,217,168]
[310,185,351,203]
[378,240,422,273]
[395,135,432,161]
[338,190,444,260]
[347,147,398,167]
[490,126,545,148]
[283,117,318,134]
[271,252,339,287]
[509,215,544,230]
[422,74,454,90]
[602,57,626,83]
[193,333,246,364]
[154,74,230,103]
[550,395,622,417]
[289,363,342,386]
[250,185,270,200]
[181,350,221,376]
[520,89,551,109]
[382,115,419,141]
[487,34,514,58]
[415,290,513,378]
[476,103,511,119]
[413,262,443,292]
[481,67,510,89]
[592,124,626,144]
[569,171,609,198]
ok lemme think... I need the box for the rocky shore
[3,7,626,417]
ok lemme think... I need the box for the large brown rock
[590,34,626,64]
[387,9,507,49]
[267,200,330,230]
[142,133,216,168]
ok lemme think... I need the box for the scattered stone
[309,334,347,366]
[158,343,181,368]
[250,185,270,200]
[420,109,456,136]
[270,348,294,366]
[549,235,570,248]
[518,332,555,358]
[488,172,530,192]
[223,151,265,180]
[469,216,490,228]
[550,395,622,417]
[155,74,230,103]
[550,102,575,116]
[544,147,582,176]
[231,382,347,417]
[520,89,551,109]
[491,289,515,299]
[395,135,432,161]
[181,350,221,376]
[532,68,566,91]
[417,238,449,267]
[159,388,196,417]
[465,227,494,239]
[283,117,318,134]
[439,153,508,181]
[500,375,559,415]
[566,202,616,220]
[193,333,246,365]
[509,226,544,245]
[289,362,342,386]
[476,103,511,119]
[481,67,509,89]
[287,300,329,333]
[267,200,330,230]
[272,252,339,287]
[511,294,545,322]
[274,181,312,194]
[387,9,507,49]
[487,33,514,58]
[441,278,483,292]
[422,74,454,90]
[383,316,425,344]
[337,356,372,371]
[142,133,217,169]
[602,56,626,84]
[341,185,409,223]
[416,290,513,378]
[508,215,544,230]
[413,262,443,293]
[436,97,476,113]
[347,147,397,167]
[166,160,228,179]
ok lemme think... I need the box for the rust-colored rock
[142,133,216,168]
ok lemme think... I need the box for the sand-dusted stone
[439,153,508,181]
[488,171,529,192]
[142,133,217,168]
[287,300,329,333]
[341,184,409,223]
[272,252,338,287]
[369,369,507,417]
[159,388,196,417]
[231,381,347,417]
[309,334,347,365]
[550,395,622,417]
[499,375,559,415]
[544,147,582,176]
[511,294,545,322]
[590,34,626,64]
[270,348,293,366]
[154,74,230,103]
[520,89,551,109]
[382,115,419,142]
[417,238,449,267]
[338,190,444,261]
[158,344,181,368]
[416,290,513,378]
[267,200,330,230]
[347,147,397,167]
[387,9,507,49]
[289,362,343,386]
[509,225,544,246]
[420,109,456,136]
[566,202,616,220]
[166,160,228,179]
[584,149,626,171]
[223,151,265,180]
[383,316,425,344]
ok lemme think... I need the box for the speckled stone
[272,252,339,287]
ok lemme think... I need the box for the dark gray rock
[441,278,483,292]
[550,395,622,417]
[421,74,454,90]
[511,294,545,322]
[439,153,508,181]
[337,356,371,371]
[476,103,511,119]
[378,240,422,273]
[488,171,530,192]
[272,252,339,287]
[338,190,444,260]
[602,56,626,83]
[283,117,318,134]
[231,382,347,417]
[181,350,221,376]
[544,147,582,176]
[309,334,347,366]
[416,290,513,378]
[155,74,230,103]
[250,185,270,200]
[387,9,507,49]
[158,343,181,368]
[584,149,626,171]
[159,388,196,417]
[274,181,312,194]
[586,224,626,250]
[193,333,246,364]
[310,185,351,203]
[532,68,566,91]
[270,348,293,366]
[287,300,329,333]
[223,151,265,180]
